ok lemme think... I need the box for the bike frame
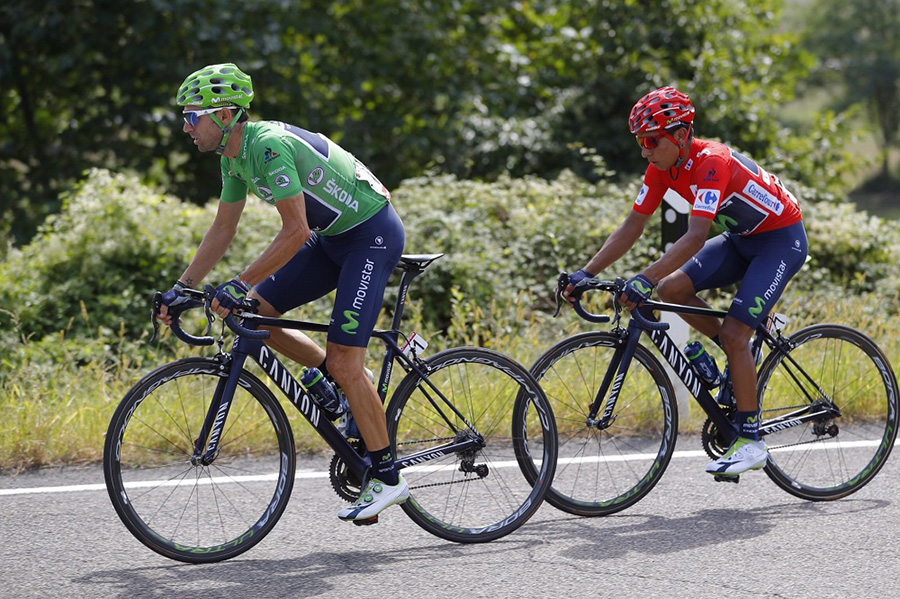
[585,297,840,444]
[190,259,483,480]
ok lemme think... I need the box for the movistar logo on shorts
[353,259,375,311]
[341,310,360,334]
[763,260,788,302]
[749,297,766,319]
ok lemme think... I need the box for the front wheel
[103,357,296,563]
[528,331,678,516]
[758,324,899,500]
[386,347,557,543]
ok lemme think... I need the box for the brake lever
[553,272,569,318]
[202,286,217,337]
[149,291,162,343]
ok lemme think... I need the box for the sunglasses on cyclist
[636,132,675,150]
[182,107,226,127]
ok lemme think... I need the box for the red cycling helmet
[628,86,695,134]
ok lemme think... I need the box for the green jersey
[219,121,390,236]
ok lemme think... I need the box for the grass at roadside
[2,293,898,473]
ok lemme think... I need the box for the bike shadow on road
[525,497,890,561]
[76,536,546,598]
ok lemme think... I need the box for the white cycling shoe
[337,475,409,521]
[706,437,768,476]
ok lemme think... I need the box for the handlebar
[553,272,669,331]
[150,286,270,346]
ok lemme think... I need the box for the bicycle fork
[191,352,247,466]
[586,327,643,429]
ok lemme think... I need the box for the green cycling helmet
[176,63,253,108]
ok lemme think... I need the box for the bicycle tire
[758,324,899,500]
[527,331,678,516]
[103,357,296,563]
[386,347,557,543]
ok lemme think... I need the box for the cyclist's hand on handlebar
[562,268,594,305]
[211,277,250,318]
[620,273,654,310]
[157,284,192,326]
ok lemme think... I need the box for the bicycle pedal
[713,474,740,484]
[352,516,379,526]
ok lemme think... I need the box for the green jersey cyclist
[157,63,408,521]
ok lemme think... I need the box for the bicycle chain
[410,478,477,490]
[396,437,454,446]
[702,404,835,459]
[767,436,831,451]
[758,405,838,451]
[396,436,481,489]
[760,405,809,414]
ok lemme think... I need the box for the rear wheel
[386,347,557,542]
[103,357,295,563]
[528,332,678,516]
[758,325,899,500]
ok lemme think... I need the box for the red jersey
[632,138,802,236]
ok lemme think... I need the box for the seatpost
[389,265,425,331]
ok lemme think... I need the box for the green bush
[0,169,280,348]
[2,166,899,365]
[394,170,658,330]
[794,186,900,298]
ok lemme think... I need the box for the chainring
[701,415,734,460]
[329,441,366,502]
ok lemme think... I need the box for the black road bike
[521,274,897,517]
[103,254,557,563]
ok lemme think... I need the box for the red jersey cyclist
[565,86,808,476]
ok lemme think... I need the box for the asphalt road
[3,441,900,599]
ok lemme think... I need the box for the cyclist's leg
[725,222,809,414]
[719,316,756,413]
[708,223,808,474]
[329,341,409,521]
[327,342,388,450]
[657,232,745,339]
[321,205,406,519]
[250,233,339,366]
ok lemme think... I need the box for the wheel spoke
[104,358,295,563]
[759,325,898,500]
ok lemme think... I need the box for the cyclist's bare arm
[238,194,310,287]
[179,199,246,287]
[564,210,650,303]
[642,215,711,285]
[158,200,245,325]
[208,194,311,319]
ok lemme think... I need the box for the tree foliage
[802,0,900,175]
[2,0,820,247]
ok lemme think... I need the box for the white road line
[0,439,890,497]
[0,470,327,497]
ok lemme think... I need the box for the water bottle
[300,367,348,420]
[684,341,722,388]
